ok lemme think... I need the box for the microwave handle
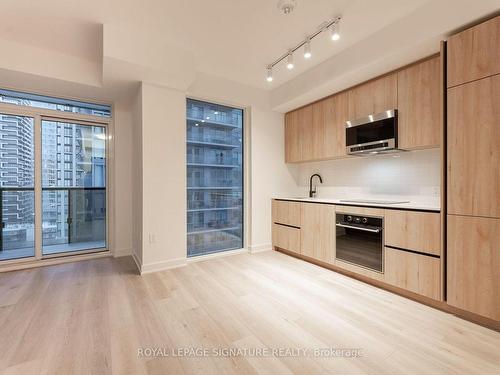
[336,223,381,233]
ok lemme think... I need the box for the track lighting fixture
[286,52,294,70]
[330,22,340,41]
[304,38,312,59]
[265,16,341,82]
[266,67,273,82]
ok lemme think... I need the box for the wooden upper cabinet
[447,15,500,88]
[348,73,398,120]
[300,203,335,264]
[385,210,441,256]
[447,75,500,218]
[284,110,301,163]
[447,215,500,321]
[397,56,441,149]
[298,105,314,161]
[311,100,326,160]
[285,105,312,163]
[324,93,349,159]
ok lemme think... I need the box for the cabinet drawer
[447,15,500,87]
[272,200,301,227]
[384,247,441,300]
[385,210,441,256]
[272,224,301,254]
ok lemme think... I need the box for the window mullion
[34,115,42,259]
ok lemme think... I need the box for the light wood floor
[0,251,499,375]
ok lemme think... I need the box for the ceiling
[0,0,499,107]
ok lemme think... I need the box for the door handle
[336,223,381,233]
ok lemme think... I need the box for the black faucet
[309,174,323,198]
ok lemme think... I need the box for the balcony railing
[0,187,106,260]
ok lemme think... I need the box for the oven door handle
[336,223,381,233]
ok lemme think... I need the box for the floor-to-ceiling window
[0,89,110,263]
[186,99,243,257]
[0,114,35,260]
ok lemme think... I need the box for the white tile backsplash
[296,148,441,205]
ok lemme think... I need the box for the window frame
[186,97,248,258]
[0,91,113,267]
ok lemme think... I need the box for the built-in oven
[335,213,384,273]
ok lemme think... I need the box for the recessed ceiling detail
[266,16,341,83]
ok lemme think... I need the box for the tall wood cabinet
[447,75,500,218]
[446,15,500,322]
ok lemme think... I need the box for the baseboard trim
[248,243,272,253]
[114,248,132,258]
[140,257,187,274]
[131,251,142,274]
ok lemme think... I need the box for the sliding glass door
[0,89,110,264]
[41,120,106,255]
[186,99,244,257]
[0,114,35,261]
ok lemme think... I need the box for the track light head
[330,21,340,41]
[304,39,312,59]
[266,67,273,82]
[286,52,294,70]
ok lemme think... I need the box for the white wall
[249,107,299,251]
[113,100,134,256]
[294,148,440,206]
[131,86,143,263]
[139,83,187,271]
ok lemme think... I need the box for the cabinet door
[311,100,326,160]
[447,15,500,87]
[284,111,301,163]
[324,92,349,159]
[272,200,301,227]
[397,56,441,149]
[300,203,335,263]
[272,224,301,254]
[298,105,314,161]
[385,247,441,300]
[348,73,398,120]
[447,75,500,218]
[447,215,500,320]
[385,210,441,256]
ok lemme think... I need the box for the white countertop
[273,196,440,212]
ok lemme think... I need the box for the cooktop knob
[362,217,368,224]
[346,215,353,222]
[354,217,361,224]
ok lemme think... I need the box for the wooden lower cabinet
[447,215,500,321]
[272,224,301,254]
[300,203,335,264]
[385,210,441,256]
[384,247,441,300]
[272,200,301,227]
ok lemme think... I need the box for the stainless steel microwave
[345,109,399,155]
